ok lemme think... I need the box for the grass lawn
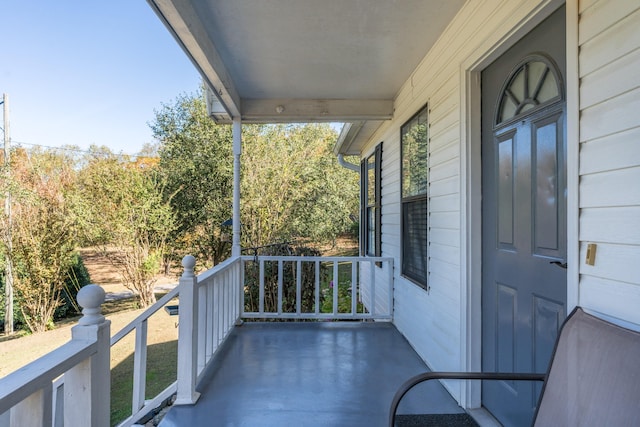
[108,296,179,426]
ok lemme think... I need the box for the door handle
[550,261,567,269]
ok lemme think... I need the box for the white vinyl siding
[355,0,640,406]
[360,0,565,381]
[577,0,640,325]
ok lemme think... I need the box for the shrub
[54,253,92,320]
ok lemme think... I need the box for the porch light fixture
[275,105,285,114]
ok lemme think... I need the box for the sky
[1,1,202,155]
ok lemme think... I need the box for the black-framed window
[361,143,382,257]
[401,106,428,287]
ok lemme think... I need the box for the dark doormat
[395,413,479,427]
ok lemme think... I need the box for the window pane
[537,69,558,103]
[362,143,382,258]
[402,108,428,198]
[510,68,526,103]
[367,154,375,205]
[401,106,428,287]
[497,58,560,124]
[402,198,428,286]
[367,207,375,255]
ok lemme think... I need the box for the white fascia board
[148,0,241,120]
[334,122,355,155]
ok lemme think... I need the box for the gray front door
[481,6,567,426]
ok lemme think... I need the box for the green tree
[77,153,173,307]
[151,90,234,268]
[0,148,82,332]
[241,124,359,250]
[151,91,359,264]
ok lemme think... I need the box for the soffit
[148,0,465,152]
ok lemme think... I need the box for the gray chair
[389,307,640,426]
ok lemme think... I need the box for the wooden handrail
[0,340,97,409]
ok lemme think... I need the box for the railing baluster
[197,284,207,373]
[214,277,219,348]
[220,276,225,341]
[207,280,214,359]
[216,277,222,346]
[223,274,228,335]
[132,320,148,412]
[278,260,284,314]
[259,259,265,315]
[315,260,320,315]
[224,273,229,333]
[333,261,339,315]
[210,279,217,350]
[225,268,229,326]
[52,377,63,427]
[351,261,357,315]
[239,256,393,321]
[370,260,376,317]
[233,266,237,321]
[228,269,232,326]
[233,269,237,320]
[240,258,245,318]
[296,260,302,315]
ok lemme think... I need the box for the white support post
[175,255,200,405]
[232,119,242,257]
[65,284,110,427]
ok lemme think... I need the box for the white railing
[195,256,243,377]
[0,254,393,427]
[109,255,243,424]
[240,256,394,320]
[109,283,181,427]
[0,285,111,427]
[175,255,243,405]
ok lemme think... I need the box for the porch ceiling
[147,0,465,154]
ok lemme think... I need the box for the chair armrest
[389,372,546,426]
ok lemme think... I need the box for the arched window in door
[495,55,563,126]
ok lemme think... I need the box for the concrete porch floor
[159,321,464,427]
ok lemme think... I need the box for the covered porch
[7,0,640,426]
[0,254,474,426]
[160,321,466,427]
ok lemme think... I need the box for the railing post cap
[182,255,196,269]
[77,284,105,309]
[77,284,106,325]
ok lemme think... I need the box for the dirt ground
[79,247,180,295]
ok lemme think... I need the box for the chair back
[534,308,640,426]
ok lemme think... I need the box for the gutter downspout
[337,154,359,172]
